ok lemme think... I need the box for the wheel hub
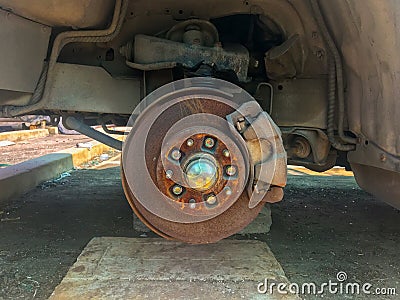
[121,78,286,244]
[184,152,218,191]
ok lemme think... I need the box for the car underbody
[0,0,399,243]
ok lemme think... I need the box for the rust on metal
[123,94,262,243]
[156,132,244,216]
[121,78,286,243]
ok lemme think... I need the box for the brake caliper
[226,101,287,208]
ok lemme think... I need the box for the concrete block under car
[50,237,297,299]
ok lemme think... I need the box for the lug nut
[225,165,237,176]
[186,139,194,147]
[165,169,173,179]
[205,194,217,205]
[189,198,196,209]
[171,149,181,160]
[222,149,230,157]
[224,187,232,196]
[204,137,215,148]
[172,185,183,195]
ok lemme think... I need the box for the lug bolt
[186,139,194,147]
[172,185,183,195]
[222,149,230,157]
[165,169,173,179]
[171,149,181,160]
[204,137,215,148]
[225,165,237,176]
[224,187,232,196]
[189,198,196,209]
[206,194,217,205]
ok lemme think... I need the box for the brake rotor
[122,78,282,244]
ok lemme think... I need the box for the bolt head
[225,165,237,176]
[172,185,183,195]
[206,194,217,205]
[222,149,230,157]
[189,199,196,209]
[204,137,215,148]
[224,187,232,196]
[165,169,173,179]
[171,149,181,160]
[186,139,194,147]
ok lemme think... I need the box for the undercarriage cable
[310,0,357,150]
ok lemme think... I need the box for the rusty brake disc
[122,78,285,243]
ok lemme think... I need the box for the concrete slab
[50,237,298,300]
[0,129,49,142]
[287,165,354,177]
[0,139,121,204]
[46,126,59,135]
[0,153,73,203]
[55,141,115,167]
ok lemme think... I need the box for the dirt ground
[0,135,91,166]
[0,167,398,299]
